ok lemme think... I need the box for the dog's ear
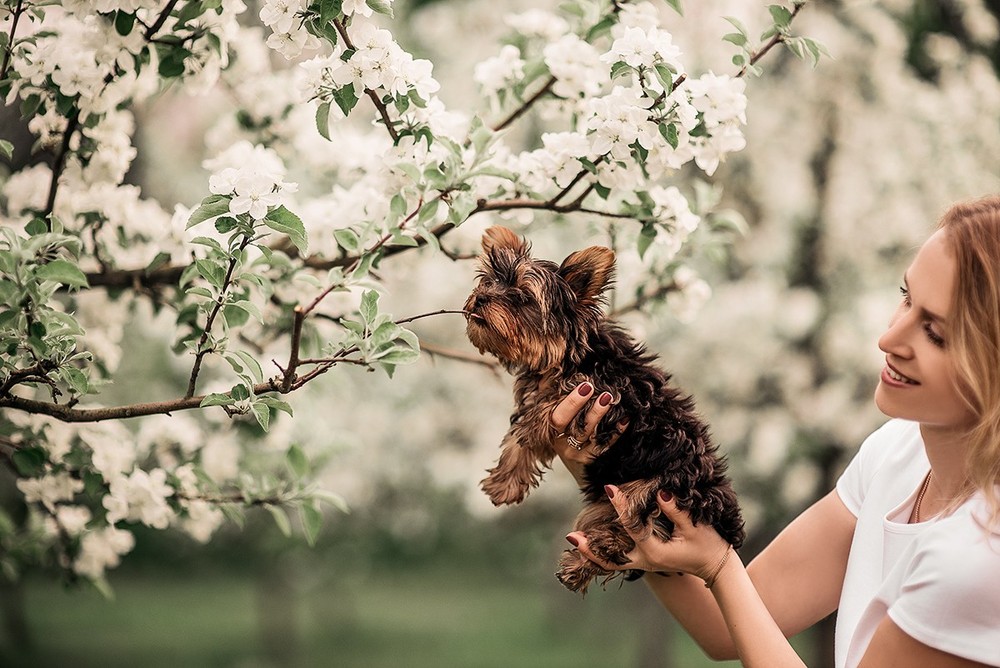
[481,226,528,257]
[558,247,615,303]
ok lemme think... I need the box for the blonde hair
[938,195,1000,528]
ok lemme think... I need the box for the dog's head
[464,226,615,371]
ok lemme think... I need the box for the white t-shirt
[834,419,1000,667]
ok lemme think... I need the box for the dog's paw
[480,474,528,506]
[556,549,599,595]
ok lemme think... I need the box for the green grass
[3,561,747,668]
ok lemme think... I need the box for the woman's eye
[899,286,911,307]
[924,323,945,348]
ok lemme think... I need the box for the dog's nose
[473,294,488,311]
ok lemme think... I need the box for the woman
[551,197,1000,667]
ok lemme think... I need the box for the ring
[566,435,585,450]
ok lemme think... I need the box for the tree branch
[185,236,253,397]
[0,0,25,82]
[43,110,79,220]
[491,76,556,133]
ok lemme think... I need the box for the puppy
[464,226,744,593]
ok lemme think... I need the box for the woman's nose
[878,308,913,358]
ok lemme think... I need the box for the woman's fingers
[550,382,594,432]
[566,531,636,571]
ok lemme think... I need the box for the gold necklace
[912,470,933,524]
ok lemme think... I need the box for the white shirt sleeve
[835,420,912,517]
[888,517,1000,665]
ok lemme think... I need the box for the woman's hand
[568,485,731,582]
[550,382,624,486]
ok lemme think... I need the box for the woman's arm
[572,487,856,662]
[859,617,992,668]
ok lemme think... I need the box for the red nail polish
[566,534,579,547]
[605,485,615,500]
[658,490,672,503]
[598,392,612,406]
[578,383,593,396]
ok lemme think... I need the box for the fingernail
[616,419,629,430]
[598,392,612,406]
[578,383,593,397]
[565,534,579,547]
[605,485,616,500]
[658,490,672,503]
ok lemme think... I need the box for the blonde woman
[552,196,1000,667]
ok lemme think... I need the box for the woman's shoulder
[853,419,924,472]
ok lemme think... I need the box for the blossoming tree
[0,0,822,590]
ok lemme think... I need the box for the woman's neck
[918,422,972,514]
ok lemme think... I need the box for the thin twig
[419,341,502,374]
[491,76,556,133]
[185,236,252,397]
[332,18,400,143]
[43,111,79,220]
[737,3,805,78]
[144,0,180,41]
[0,0,25,82]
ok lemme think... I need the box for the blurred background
[3,0,1000,666]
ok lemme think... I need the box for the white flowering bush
[0,0,822,590]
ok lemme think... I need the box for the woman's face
[875,229,975,432]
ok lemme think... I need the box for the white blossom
[55,505,92,536]
[16,473,83,512]
[103,469,176,529]
[474,45,525,96]
[543,34,604,99]
[180,500,226,543]
[74,526,135,580]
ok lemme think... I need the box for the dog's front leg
[480,412,553,506]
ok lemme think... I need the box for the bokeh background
[3,0,1000,666]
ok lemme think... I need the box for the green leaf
[231,384,250,401]
[187,195,231,228]
[332,84,359,117]
[265,504,291,537]
[257,396,293,417]
[637,222,657,259]
[286,444,308,477]
[664,0,683,15]
[300,503,322,547]
[233,349,263,382]
[221,504,246,530]
[0,140,13,160]
[194,259,224,290]
[373,347,420,365]
[768,4,793,28]
[723,16,749,36]
[365,0,393,17]
[35,259,89,288]
[315,102,332,140]
[114,10,136,35]
[251,402,270,431]
[610,61,633,81]
[61,367,89,395]
[24,218,46,236]
[263,206,308,255]
[200,393,235,407]
[359,290,378,326]
[12,447,47,477]
[229,299,263,324]
[722,32,748,47]
[334,228,360,253]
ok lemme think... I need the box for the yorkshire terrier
[464,226,745,593]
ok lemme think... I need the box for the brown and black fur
[464,226,744,594]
